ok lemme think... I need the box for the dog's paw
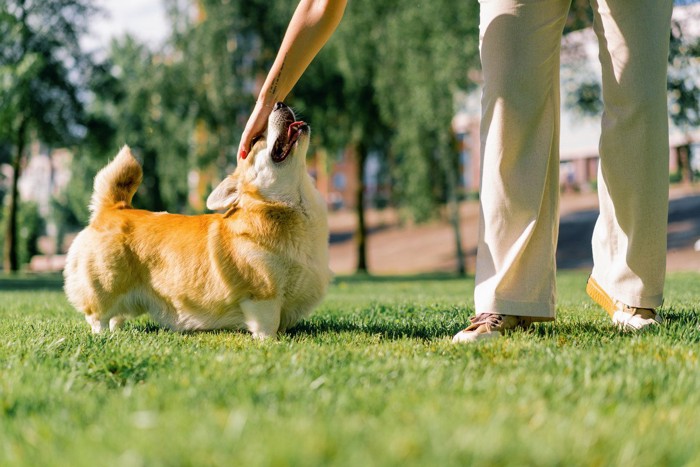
[86,315,123,333]
[251,331,277,340]
[241,299,280,340]
[109,316,125,332]
[86,315,107,333]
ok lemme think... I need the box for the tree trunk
[4,118,28,273]
[446,169,466,276]
[441,147,466,276]
[355,142,368,274]
[679,144,693,184]
[141,149,165,211]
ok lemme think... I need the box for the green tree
[321,0,398,273]
[375,1,479,200]
[364,1,480,274]
[83,36,196,214]
[0,0,95,272]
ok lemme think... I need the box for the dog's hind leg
[240,298,281,339]
[109,316,126,331]
[85,313,110,333]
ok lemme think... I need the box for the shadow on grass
[108,312,456,340]
[289,319,452,340]
[289,319,664,342]
[530,321,603,338]
[77,313,700,344]
[659,308,700,341]
[289,306,466,340]
[116,319,250,337]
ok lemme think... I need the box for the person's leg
[473,0,569,321]
[588,0,673,316]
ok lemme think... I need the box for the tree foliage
[0,0,95,271]
[668,18,700,129]
[82,37,196,214]
[0,1,93,145]
[373,0,480,222]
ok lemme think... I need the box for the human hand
[238,99,274,159]
[237,0,347,160]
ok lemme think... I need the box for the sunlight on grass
[1,271,699,466]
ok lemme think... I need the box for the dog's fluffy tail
[89,145,143,221]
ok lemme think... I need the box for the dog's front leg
[240,298,281,339]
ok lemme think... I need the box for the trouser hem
[475,297,556,322]
[590,274,664,309]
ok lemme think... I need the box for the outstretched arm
[238,0,347,159]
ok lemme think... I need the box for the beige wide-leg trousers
[474,0,673,320]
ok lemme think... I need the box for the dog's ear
[206,176,239,211]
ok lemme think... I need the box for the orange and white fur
[64,103,330,338]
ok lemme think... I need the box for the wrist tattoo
[269,56,286,100]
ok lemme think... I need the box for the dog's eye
[251,135,263,146]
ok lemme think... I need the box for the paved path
[328,185,700,275]
[557,193,700,270]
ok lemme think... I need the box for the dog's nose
[273,102,286,111]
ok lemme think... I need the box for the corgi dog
[64,102,330,338]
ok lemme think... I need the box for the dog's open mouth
[271,120,309,163]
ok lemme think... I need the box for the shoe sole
[452,330,501,343]
[587,276,662,329]
[586,276,615,318]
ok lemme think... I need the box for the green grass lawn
[1,271,700,466]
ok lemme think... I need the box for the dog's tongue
[287,121,305,139]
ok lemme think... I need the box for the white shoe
[586,276,662,331]
[611,308,663,330]
[452,313,529,343]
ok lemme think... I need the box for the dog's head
[206,102,311,211]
